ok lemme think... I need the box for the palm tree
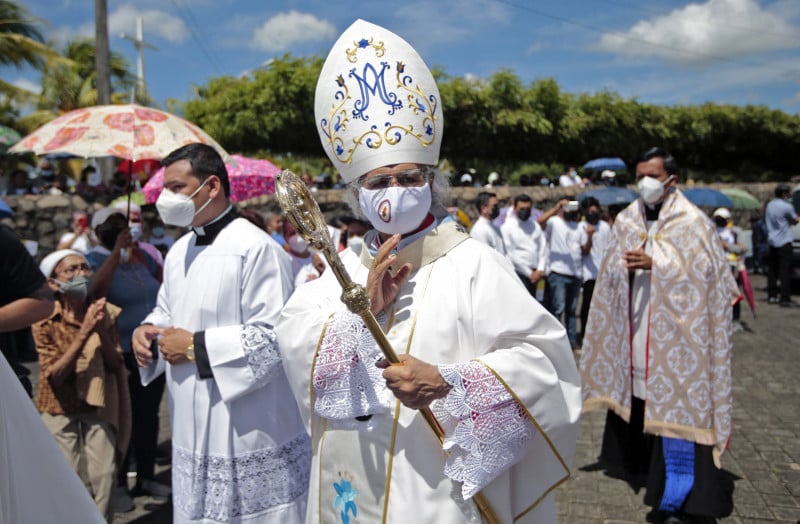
[0,0,62,99]
[19,38,137,131]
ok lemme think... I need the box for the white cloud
[250,11,336,52]
[12,78,42,95]
[49,3,189,45]
[396,0,511,51]
[597,0,800,66]
[110,4,189,44]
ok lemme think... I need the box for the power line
[491,0,800,76]
[168,0,224,76]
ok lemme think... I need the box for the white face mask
[156,178,212,227]
[129,223,143,243]
[637,176,671,205]
[88,172,102,186]
[347,235,364,253]
[358,185,431,235]
[287,234,309,254]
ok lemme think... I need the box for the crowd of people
[0,19,798,524]
[2,160,140,205]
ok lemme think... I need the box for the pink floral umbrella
[9,104,228,161]
[143,154,279,203]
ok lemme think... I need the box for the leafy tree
[182,54,322,155]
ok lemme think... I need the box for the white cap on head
[314,19,443,183]
[40,249,85,278]
[91,207,125,229]
[460,173,473,183]
[488,172,499,183]
[113,201,141,216]
[713,207,731,219]
[601,170,616,179]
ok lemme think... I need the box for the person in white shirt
[501,194,547,299]
[558,166,583,188]
[469,191,506,255]
[57,211,93,254]
[578,196,611,347]
[538,199,583,349]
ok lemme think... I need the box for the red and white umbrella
[9,104,228,161]
[143,154,279,203]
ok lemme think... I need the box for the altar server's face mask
[357,168,432,235]
[156,178,212,227]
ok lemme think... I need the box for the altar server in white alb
[275,19,581,523]
[131,144,310,523]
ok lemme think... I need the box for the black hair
[513,194,533,206]
[161,143,230,198]
[775,184,791,198]
[474,191,497,213]
[638,147,679,177]
[580,196,600,211]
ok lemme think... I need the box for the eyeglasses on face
[57,263,91,278]
[359,169,430,190]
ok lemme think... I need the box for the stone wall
[0,182,784,262]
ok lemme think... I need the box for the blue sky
[7,0,800,114]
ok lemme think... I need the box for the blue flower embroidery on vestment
[333,479,358,524]
[358,38,369,48]
[425,124,433,136]
[336,144,344,155]
[336,75,345,87]
[397,61,405,73]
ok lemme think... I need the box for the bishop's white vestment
[276,220,581,523]
[140,210,310,523]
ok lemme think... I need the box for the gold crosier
[275,170,499,524]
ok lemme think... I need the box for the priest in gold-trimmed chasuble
[275,20,581,524]
[579,148,739,522]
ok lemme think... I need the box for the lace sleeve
[312,310,393,420]
[433,361,536,499]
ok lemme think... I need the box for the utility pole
[94,0,114,180]
[94,0,111,105]
[121,16,157,103]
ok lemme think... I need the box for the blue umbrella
[682,188,733,208]
[582,157,627,171]
[579,186,639,206]
[0,199,13,219]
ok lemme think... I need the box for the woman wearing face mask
[84,208,167,508]
[32,249,130,521]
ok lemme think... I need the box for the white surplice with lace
[276,220,582,524]
[140,217,310,524]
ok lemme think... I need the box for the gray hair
[343,166,451,221]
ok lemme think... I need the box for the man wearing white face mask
[130,143,309,524]
[580,147,739,524]
[275,19,580,524]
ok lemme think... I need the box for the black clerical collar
[644,202,662,221]
[192,206,238,246]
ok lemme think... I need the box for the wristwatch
[186,339,195,361]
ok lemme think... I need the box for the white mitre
[314,19,443,184]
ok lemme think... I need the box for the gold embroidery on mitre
[320,33,439,167]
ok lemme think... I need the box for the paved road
[96,273,800,522]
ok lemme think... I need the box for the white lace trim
[241,324,283,386]
[173,433,311,521]
[434,362,536,499]
[313,310,393,420]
